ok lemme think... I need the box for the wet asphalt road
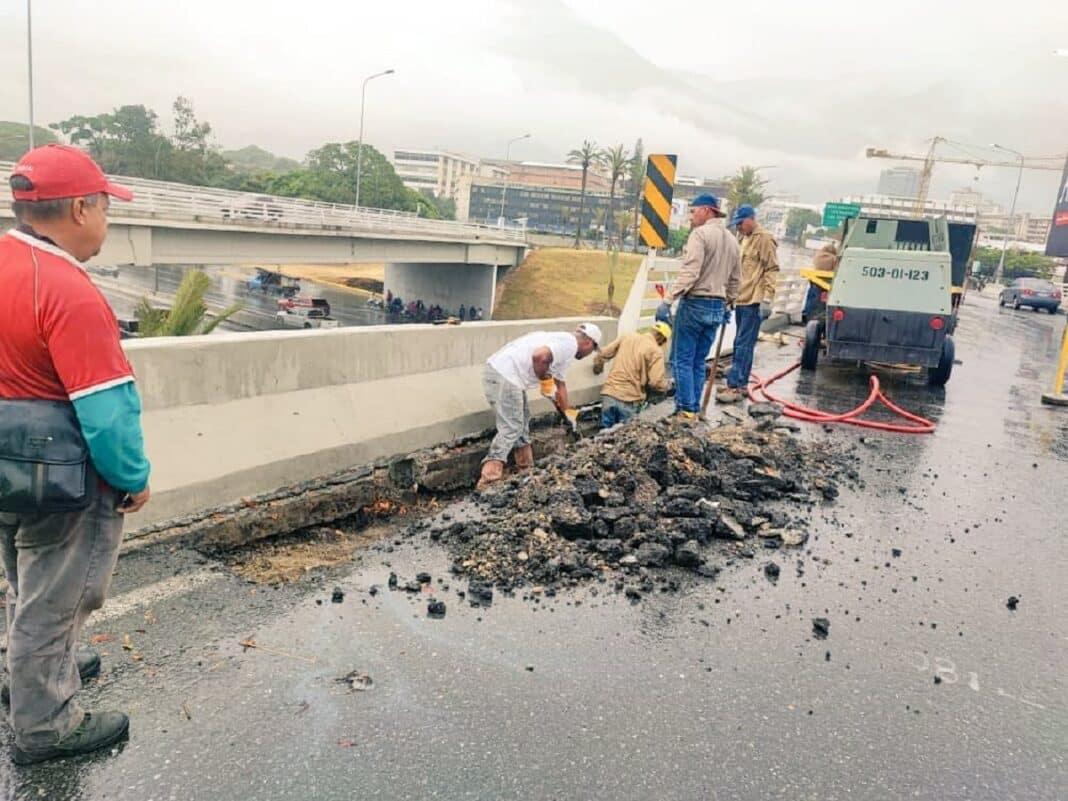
[1,291,1066,800]
[90,264,387,331]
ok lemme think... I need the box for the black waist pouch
[0,399,90,514]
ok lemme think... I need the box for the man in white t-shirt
[478,322,602,489]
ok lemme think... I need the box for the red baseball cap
[10,144,134,202]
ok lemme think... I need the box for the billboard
[1046,156,1068,258]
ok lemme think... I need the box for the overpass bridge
[0,162,527,313]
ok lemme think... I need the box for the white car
[275,308,340,330]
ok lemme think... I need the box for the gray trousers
[0,473,124,749]
[482,364,531,463]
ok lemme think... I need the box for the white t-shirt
[487,331,578,389]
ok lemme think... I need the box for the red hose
[747,361,936,434]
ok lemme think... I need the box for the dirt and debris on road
[429,414,858,598]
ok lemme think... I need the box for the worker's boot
[716,387,743,404]
[476,459,506,491]
[513,445,534,472]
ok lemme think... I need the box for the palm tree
[629,138,645,252]
[601,144,631,248]
[727,165,769,210]
[567,140,602,248]
[136,270,242,336]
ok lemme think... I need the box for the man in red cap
[0,145,150,764]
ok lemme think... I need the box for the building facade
[479,160,612,193]
[876,167,921,199]
[392,150,505,201]
[457,175,613,236]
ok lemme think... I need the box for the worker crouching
[477,323,602,489]
[593,322,672,427]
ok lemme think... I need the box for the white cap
[576,322,603,348]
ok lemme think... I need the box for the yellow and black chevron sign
[639,154,677,249]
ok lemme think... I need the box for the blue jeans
[727,303,762,390]
[601,395,639,428]
[672,297,725,413]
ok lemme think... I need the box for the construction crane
[866,139,1064,214]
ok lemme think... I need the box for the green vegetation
[602,144,631,248]
[493,248,643,320]
[567,140,603,248]
[727,165,769,209]
[0,122,57,160]
[785,208,822,242]
[45,98,431,214]
[667,227,690,254]
[136,270,242,337]
[628,138,645,252]
[974,246,1055,283]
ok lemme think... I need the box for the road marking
[89,569,220,625]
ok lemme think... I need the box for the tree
[172,96,212,154]
[667,227,689,254]
[974,246,1054,283]
[52,104,169,177]
[136,270,242,337]
[727,165,769,210]
[567,140,602,248]
[629,138,645,252]
[601,144,630,248]
[785,208,822,242]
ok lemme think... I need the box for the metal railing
[0,161,527,244]
[636,259,807,328]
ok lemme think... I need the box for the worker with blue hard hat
[717,203,780,403]
[665,193,741,419]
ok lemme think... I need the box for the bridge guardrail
[0,161,526,245]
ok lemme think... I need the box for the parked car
[999,278,1062,313]
[277,296,331,317]
[222,195,284,222]
[275,307,340,330]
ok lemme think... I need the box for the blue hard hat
[690,193,724,215]
[729,204,756,227]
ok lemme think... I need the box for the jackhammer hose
[747,361,936,434]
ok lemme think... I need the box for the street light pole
[26,0,35,150]
[499,133,531,224]
[354,68,395,209]
[992,143,1024,286]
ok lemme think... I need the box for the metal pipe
[354,69,394,209]
[26,0,35,150]
[499,133,531,223]
[992,144,1024,286]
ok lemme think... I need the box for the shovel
[700,320,728,418]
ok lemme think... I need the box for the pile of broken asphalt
[410,405,860,602]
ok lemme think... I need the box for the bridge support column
[384,262,499,317]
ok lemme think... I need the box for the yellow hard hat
[652,321,671,340]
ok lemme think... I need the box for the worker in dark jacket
[0,145,150,764]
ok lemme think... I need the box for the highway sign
[639,154,677,249]
[822,202,862,228]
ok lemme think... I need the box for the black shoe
[12,710,129,765]
[1,647,101,707]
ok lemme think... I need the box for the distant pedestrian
[668,194,741,419]
[459,304,467,321]
[0,145,150,764]
[718,205,779,404]
[476,307,484,320]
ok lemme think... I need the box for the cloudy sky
[1,0,1066,213]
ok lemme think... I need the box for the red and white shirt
[0,228,133,402]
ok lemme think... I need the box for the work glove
[539,377,556,400]
[760,301,772,321]
[592,357,604,375]
[563,408,579,434]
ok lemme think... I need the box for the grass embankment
[493,248,643,320]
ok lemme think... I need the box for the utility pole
[26,0,35,150]
[499,133,531,224]
[992,143,1024,286]
[354,68,395,209]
